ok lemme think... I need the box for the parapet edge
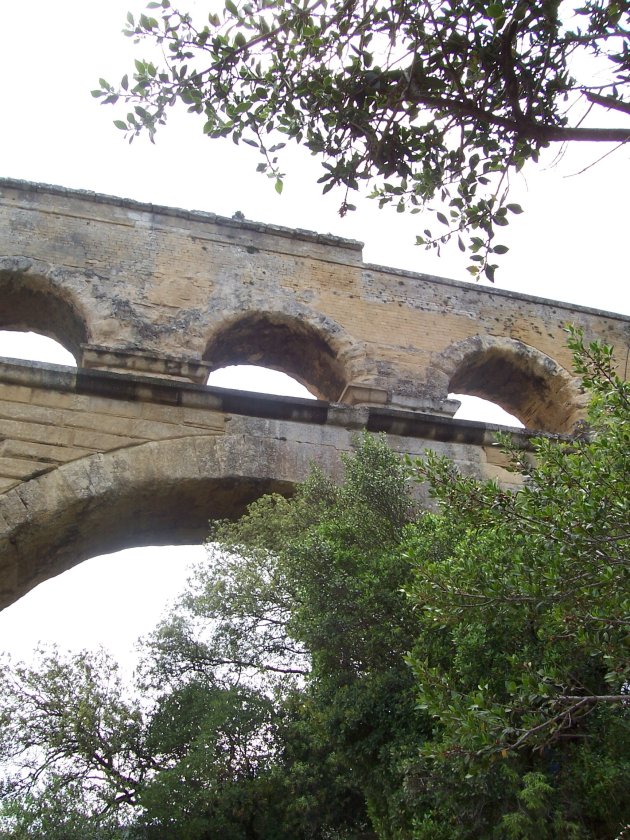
[0,177,364,255]
[362,262,630,324]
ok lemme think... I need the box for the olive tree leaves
[95,0,629,279]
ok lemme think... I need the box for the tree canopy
[95,0,630,279]
[0,436,428,838]
[403,329,630,836]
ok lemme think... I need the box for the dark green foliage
[176,433,428,836]
[403,329,630,837]
[137,682,281,839]
[0,649,147,819]
[0,785,127,840]
[95,1,630,278]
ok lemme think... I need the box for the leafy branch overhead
[95,0,629,279]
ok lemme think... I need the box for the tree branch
[403,90,630,143]
[584,90,630,117]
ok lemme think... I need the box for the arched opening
[0,431,313,612]
[449,393,523,427]
[0,545,204,672]
[0,433,305,675]
[0,329,77,366]
[207,364,315,399]
[441,337,581,433]
[0,267,88,360]
[204,312,347,401]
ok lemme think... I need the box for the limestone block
[0,417,78,448]
[0,383,33,404]
[0,456,54,480]
[0,438,92,464]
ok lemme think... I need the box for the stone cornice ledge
[0,357,535,448]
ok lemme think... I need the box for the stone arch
[434,335,584,433]
[0,257,90,360]
[0,432,327,610]
[203,309,356,401]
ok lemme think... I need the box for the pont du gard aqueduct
[0,178,628,610]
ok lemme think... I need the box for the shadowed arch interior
[0,266,88,360]
[1,434,302,610]
[203,312,347,401]
[448,341,580,433]
[37,474,295,577]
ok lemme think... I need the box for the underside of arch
[443,336,583,433]
[0,259,89,359]
[0,434,315,611]
[203,311,348,401]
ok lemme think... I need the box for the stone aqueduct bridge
[0,178,628,610]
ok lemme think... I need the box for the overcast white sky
[0,0,628,671]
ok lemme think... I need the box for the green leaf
[113,120,128,130]
[96,0,627,283]
[275,178,283,194]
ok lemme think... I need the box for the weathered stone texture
[2,179,628,431]
[0,179,628,611]
[0,360,525,610]
[0,361,225,492]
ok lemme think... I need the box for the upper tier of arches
[0,259,593,433]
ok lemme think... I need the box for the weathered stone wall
[0,359,524,610]
[1,178,628,611]
[0,360,225,496]
[2,179,628,432]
